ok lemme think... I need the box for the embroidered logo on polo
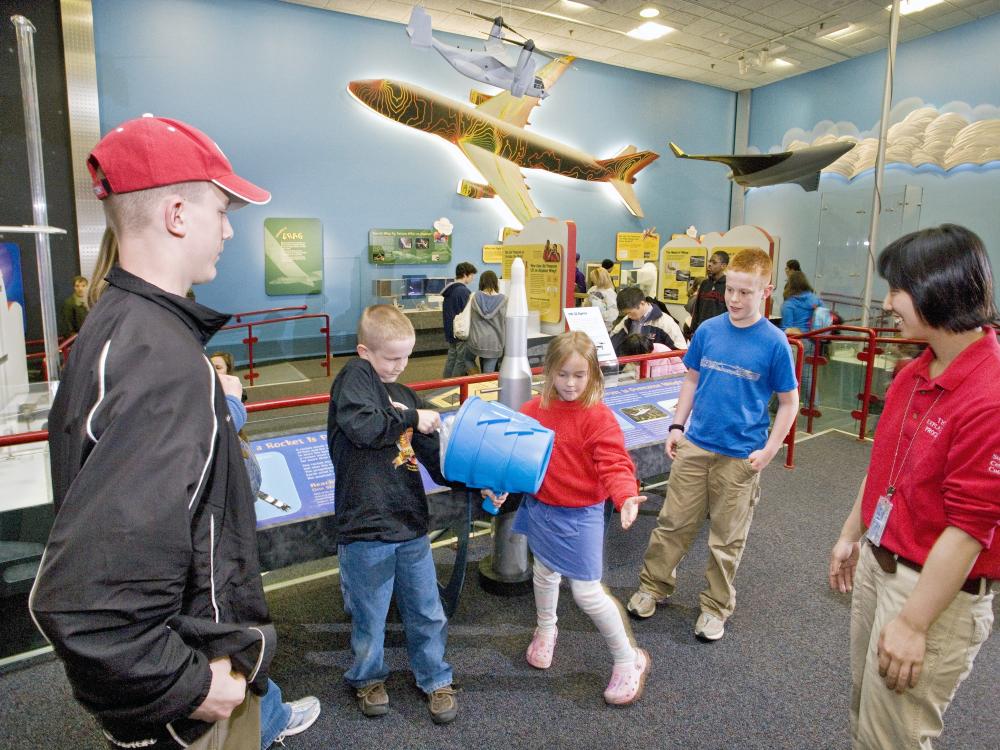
[923,415,947,439]
[700,357,761,382]
[989,454,1000,477]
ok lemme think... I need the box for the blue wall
[92,0,736,356]
[745,14,1000,306]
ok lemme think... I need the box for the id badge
[865,495,893,547]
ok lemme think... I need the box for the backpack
[810,303,833,332]
[452,297,472,340]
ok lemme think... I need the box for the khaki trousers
[850,543,994,750]
[186,692,261,750]
[638,436,760,619]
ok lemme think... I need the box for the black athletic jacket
[328,358,456,544]
[30,267,275,748]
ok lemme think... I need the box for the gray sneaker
[694,611,725,642]
[274,695,321,741]
[626,590,669,619]
[356,682,389,717]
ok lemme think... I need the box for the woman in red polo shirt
[828,224,998,750]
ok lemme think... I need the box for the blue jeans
[478,356,499,374]
[259,678,290,750]
[338,536,452,693]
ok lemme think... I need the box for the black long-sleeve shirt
[328,358,454,544]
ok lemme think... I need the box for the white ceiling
[282,0,999,90]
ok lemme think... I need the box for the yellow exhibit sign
[616,232,659,262]
[502,242,563,323]
[660,246,707,305]
[482,244,503,263]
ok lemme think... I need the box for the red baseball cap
[87,114,270,207]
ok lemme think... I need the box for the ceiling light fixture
[639,7,660,18]
[626,21,673,40]
[772,57,799,67]
[893,0,946,13]
[562,0,591,9]
[815,21,852,38]
[737,55,750,75]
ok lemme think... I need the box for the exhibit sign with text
[264,218,323,295]
[660,246,707,304]
[502,242,563,324]
[616,232,659,262]
[369,228,452,265]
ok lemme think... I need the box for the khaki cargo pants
[187,692,261,750]
[637,436,761,620]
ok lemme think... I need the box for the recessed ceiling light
[562,0,590,10]
[815,21,853,38]
[772,57,799,67]
[891,0,946,13]
[639,7,660,18]
[626,21,673,40]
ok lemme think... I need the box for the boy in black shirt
[328,305,458,724]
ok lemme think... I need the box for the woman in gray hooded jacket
[465,270,507,373]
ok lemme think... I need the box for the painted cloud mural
[758,97,1000,181]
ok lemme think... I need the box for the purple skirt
[512,495,605,581]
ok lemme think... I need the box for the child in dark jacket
[328,305,459,724]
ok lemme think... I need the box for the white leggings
[532,558,636,664]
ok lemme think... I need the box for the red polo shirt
[862,327,1000,579]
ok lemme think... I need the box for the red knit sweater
[520,395,637,510]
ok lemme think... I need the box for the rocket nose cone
[510,257,526,285]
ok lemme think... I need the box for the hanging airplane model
[347,56,659,224]
[406,6,548,99]
[668,140,856,191]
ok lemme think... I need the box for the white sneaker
[694,612,725,642]
[275,696,321,742]
[626,590,669,619]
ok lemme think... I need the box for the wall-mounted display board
[616,232,659,262]
[502,242,564,324]
[368,228,453,265]
[659,243,706,304]
[264,218,323,295]
[482,244,503,263]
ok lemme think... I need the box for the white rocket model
[482,256,533,591]
[499,257,531,411]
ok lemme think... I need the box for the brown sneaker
[427,685,458,724]
[356,682,389,717]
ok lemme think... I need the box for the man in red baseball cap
[31,115,276,749]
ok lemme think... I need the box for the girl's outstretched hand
[620,495,647,530]
[481,489,509,511]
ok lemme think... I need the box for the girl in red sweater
[498,331,650,705]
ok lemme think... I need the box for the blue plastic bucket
[441,397,554,498]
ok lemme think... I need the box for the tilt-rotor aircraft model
[668,140,855,191]
[407,6,546,99]
[348,57,659,225]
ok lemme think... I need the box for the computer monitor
[425,277,448,294]
[402,275,426,297]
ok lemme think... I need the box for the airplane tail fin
[597,146,660,184]
[406,6,433,48]
[669,142,687,158]
[599,146,659,218]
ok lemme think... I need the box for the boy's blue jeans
[338,536,452,694]
[259,678,290,750]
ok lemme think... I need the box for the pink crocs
[526,626,558,669]
[603,648,650,706]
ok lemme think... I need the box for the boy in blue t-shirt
[627,248,799,641]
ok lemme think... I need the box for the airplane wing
[669,142,791,177]
[476,55,575,128]
[457,140,539,225]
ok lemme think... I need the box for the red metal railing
[25,334,77,381]
[219,313,331,385]
[232,305,307,323]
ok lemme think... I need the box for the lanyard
[885,380,944,498]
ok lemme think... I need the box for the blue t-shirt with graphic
[683,314,798,458]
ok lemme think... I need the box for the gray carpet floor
[2,431,997,749]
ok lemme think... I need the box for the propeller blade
[460,8,527,39]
